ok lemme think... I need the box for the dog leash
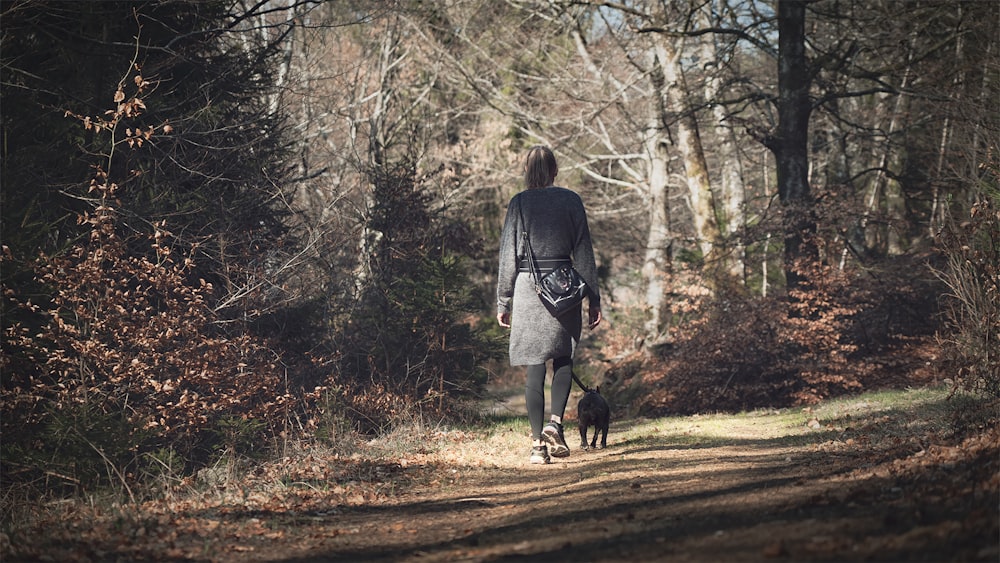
[571,372,592,393]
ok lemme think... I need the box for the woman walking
[497,146,602,464]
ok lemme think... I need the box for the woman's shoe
[529,445,551,464]
[541,422,570,457]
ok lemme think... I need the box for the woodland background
[1,0,997,514]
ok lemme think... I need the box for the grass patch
[443,384,967,467]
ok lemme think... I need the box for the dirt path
[229,389,995,563]
[252,433,839,562]
[5,388,996,562]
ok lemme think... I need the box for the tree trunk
[571,24,673,339]
[773,0,815,292]
[653,34,722,278]
[861,42,914,256]
[642,119,672,339]
[356,22,403,290]
[699,7,746,286]
[885,130,909,256]
[930,15,966,237]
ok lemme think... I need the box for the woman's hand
[588,305,602,330]
[497,311,511,328]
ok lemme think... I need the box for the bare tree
[771,0,814,291]
[697,2,748,284]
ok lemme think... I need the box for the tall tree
[0,0,326,479]
[769,0,815,291]
[697,2,748,284]
[0,0,304,320]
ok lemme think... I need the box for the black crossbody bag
[517,201,588,318]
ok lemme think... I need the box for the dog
[576,386,610,450]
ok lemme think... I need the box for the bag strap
[516,199,544,294]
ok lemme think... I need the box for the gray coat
[497,187,601,366]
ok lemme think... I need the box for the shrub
[0,185,307,485]
[935,193,1000,398]
[334,160,503,431]
[626,254,943,415]
[0,63,313,493]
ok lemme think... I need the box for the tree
[771,0,815,291]
[697,2,749,284]
[263,3,504,422]
[1,0,304,322]
[0,0,325,488]
[649,23,723,278]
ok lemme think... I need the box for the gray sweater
[497,187,601,365]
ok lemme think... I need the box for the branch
[565,0,776,56]
[634,24,775,56]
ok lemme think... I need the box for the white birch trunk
[573,27,674,338]
[653,34,721,273]
[698,10,746,284]
[642,121,672,338]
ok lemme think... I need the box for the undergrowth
[934,191,1000,399]
[600,253,945,417]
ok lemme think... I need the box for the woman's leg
[550,356,574,422]
[524,363,547,441]
[540,357,573,458]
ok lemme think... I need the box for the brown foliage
[935,193,1000,398]
[1,62,323,484]
[0,189,310,461]
[604,257,944,416]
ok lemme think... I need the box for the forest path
[6,386,995,562]
[260,424,837,562]
[234,386,993,562]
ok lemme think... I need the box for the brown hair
[523,145,558,189]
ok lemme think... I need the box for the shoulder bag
[517,201,588,318]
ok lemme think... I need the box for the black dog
[576,387,610,450]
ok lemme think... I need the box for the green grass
[446,384,965,466]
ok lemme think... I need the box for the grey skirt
[509,272,583,366]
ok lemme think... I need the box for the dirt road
[4,389,996,562]
[240,389,996,563]
[260,434,852,562]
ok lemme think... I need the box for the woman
[497,145,602,465]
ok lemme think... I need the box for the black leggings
[525,357,573,440]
